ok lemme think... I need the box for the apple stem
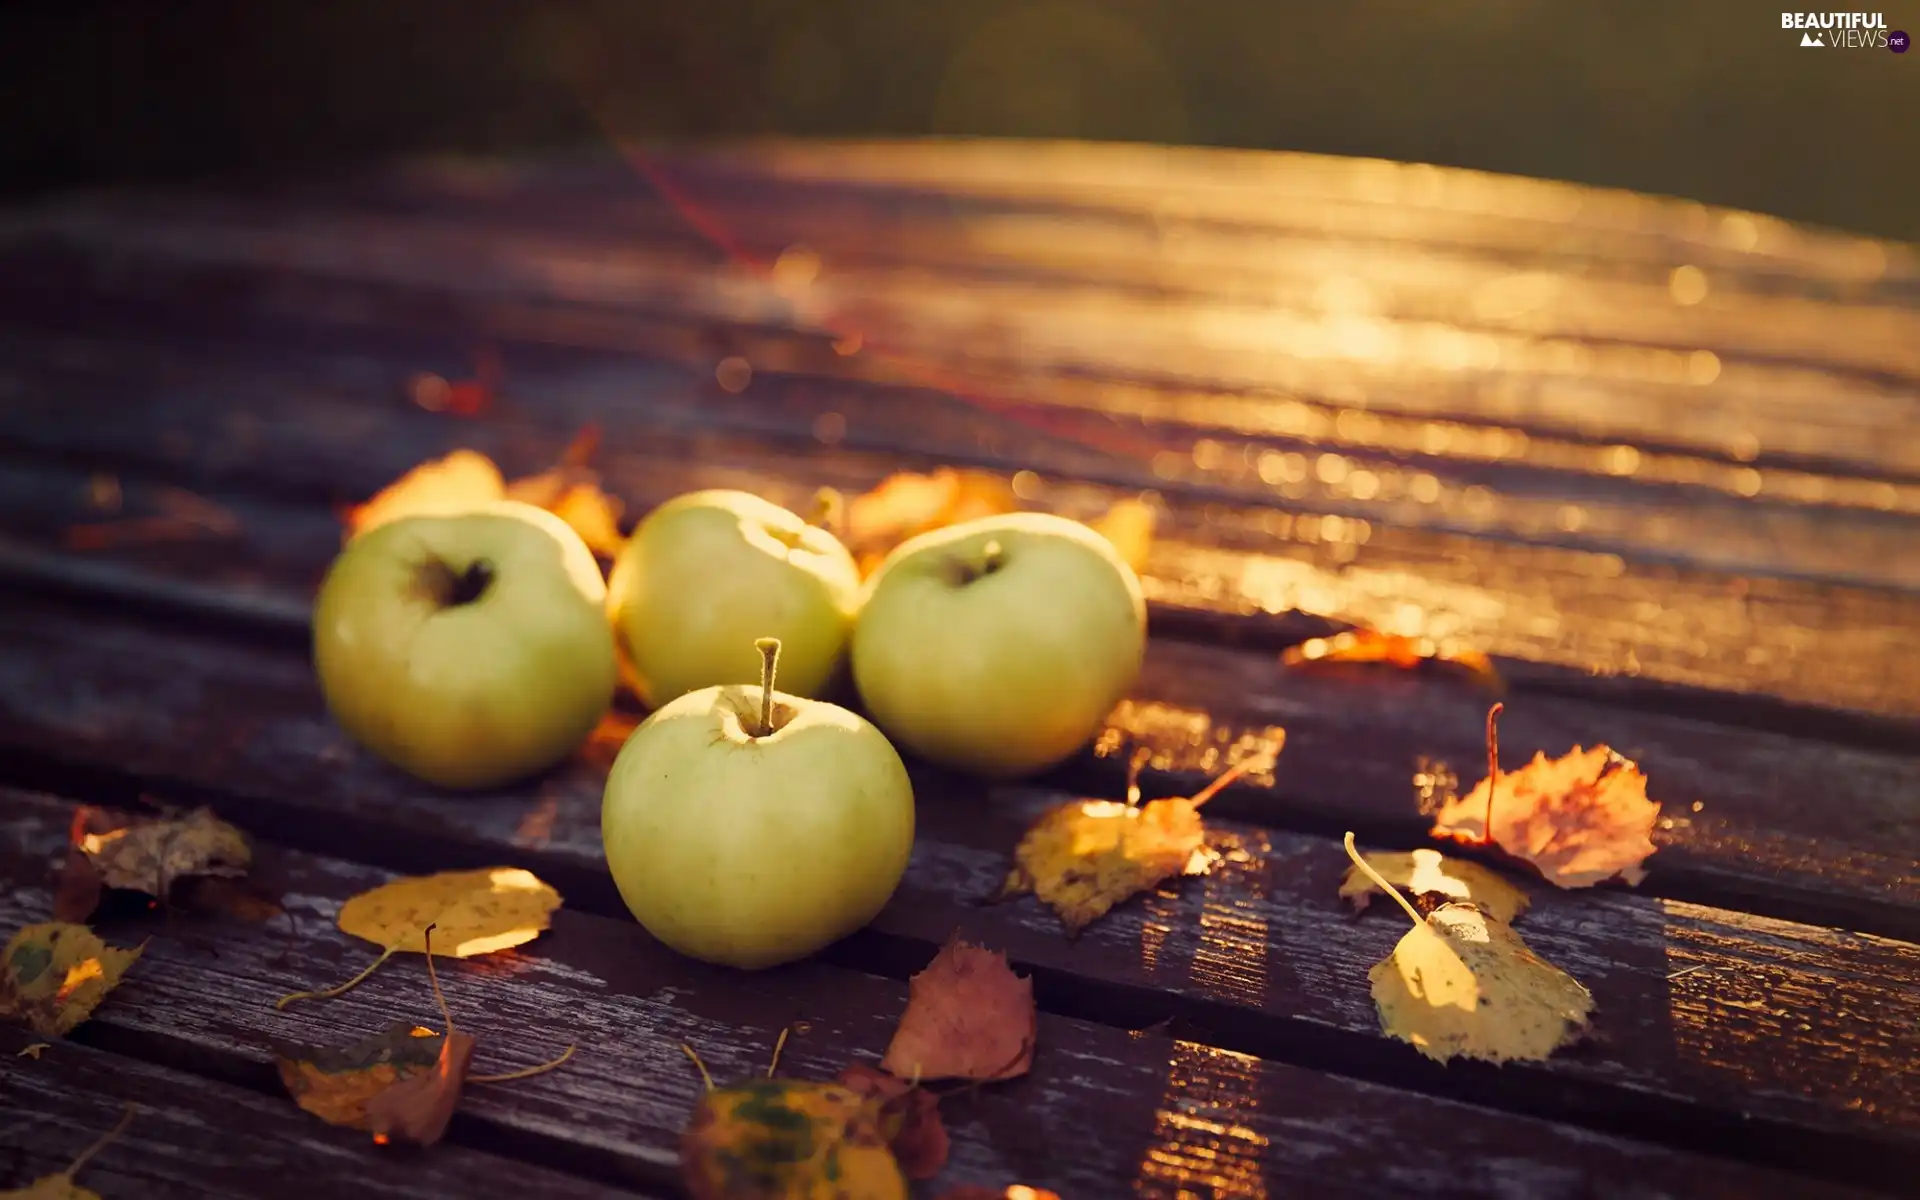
[1482,702,1504,846]
[754,637,782,737]
[981,539,1006,574]
[809,487,845,536]
[1343,831,1424,930]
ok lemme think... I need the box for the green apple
[313,499,619,789]
[606,489,861,709]
[602,638,915,969]
[852,511,1146,778]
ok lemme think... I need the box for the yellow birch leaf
[1346,834,1591,1066]
[0,923,145,1037]
[1339,848,1531,924]
[338,867,562,958]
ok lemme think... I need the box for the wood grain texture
[2,461,1915,934]
[0,597,1913,1184]
[0,1031,641,1199]
[1,179,1918,718]
[0,788,1885,1199]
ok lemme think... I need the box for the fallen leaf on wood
[1430,705,1660,889]
[843,467,1020,575]
[937,1189,1063,1200]
[1283,629,1504,693]
[681,1078,909,1200]
[0,923,145,1037]
[343,449,506,540]
[277,1021,470,1139]
[17,1042,49,1059]
[1339,848,1531,924]
[992,749,1273,936]
[341,426,627,555]
[1345,833,1592,1065]
[5,1103,136,1200]
[881,937,1035,1084]
[1087,496,1157,574]
[57,804,253,921]
[835,1063,950,1181]
[276,867,562,1009]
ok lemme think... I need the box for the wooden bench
[0,139,1914,1198]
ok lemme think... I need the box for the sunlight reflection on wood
[1138,1041,1270,1199]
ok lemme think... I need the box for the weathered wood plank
[2,790,1871,1199]
[0,597,1913,1182]
[2,460,1915,933]
[0,321,1916,727]
[0,1031,642,1198]
[2,230,1917,598]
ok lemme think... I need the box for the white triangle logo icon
[1800,30,1824,46]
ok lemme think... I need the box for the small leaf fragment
[881,937,1035,1084]
[1370,903,1593,1065]
[835,1063,950,1181]
[1431,745,1660,888]
[1283,629,1504,693]
[0,923,145,1037]
[1339,848,1531,924]
[681,1079,907,1200]
[17,1042,50,1059]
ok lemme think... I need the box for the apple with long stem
[601,636,916,969]
[852,511,1147,779]
[312,500,619,789]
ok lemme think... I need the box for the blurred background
[3,0,1915,242]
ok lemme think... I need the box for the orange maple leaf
[1430,706,1660,888]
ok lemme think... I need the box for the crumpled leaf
[277,867,562,1009]
[276,1022,468,1139]
[3,1105,136,1200]
[1339,848,1531,924]
[1087,496,1157,574]
[56,804,252,922]
[341,425,627,556]
[0,923,145,1037]
[1345,833,1591,1065]
[681,1078,908,1200]
[835,1064,949,1181]
[992,751,1271,936]
[881,937,1035,1083]
[1283,629,1504,694]
[1432,745,1660,889]
[1371,903,1593,1065]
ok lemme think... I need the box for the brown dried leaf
[74,805,251,900]
[1432,745,1660,889]
[834,1063,950,1181]
[277,1021,473,1146]
[0,923,145,1037]
[881,937,1035,1084]
[1283,629,1504,693]
[1339,848,1531,924]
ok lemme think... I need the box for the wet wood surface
[0,141,1915,1197]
